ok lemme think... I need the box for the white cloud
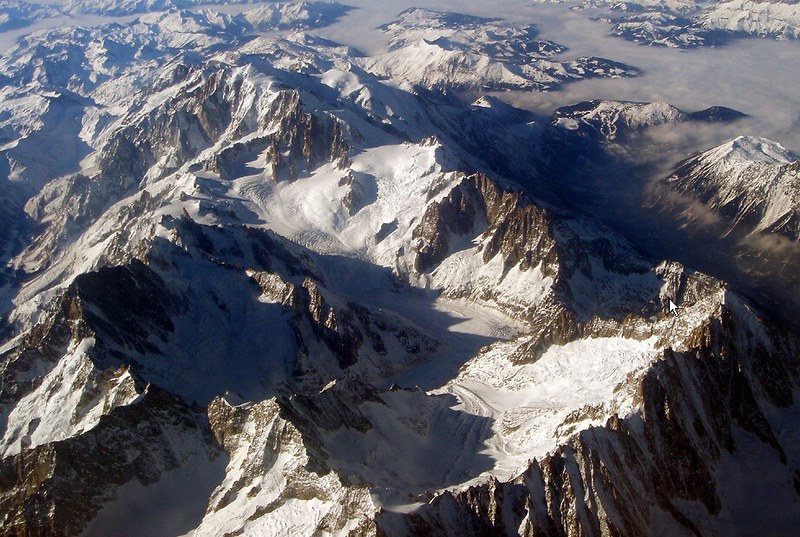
[3,0,798,157]
[316,2,800,156]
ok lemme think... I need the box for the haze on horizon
[4,0,798,160]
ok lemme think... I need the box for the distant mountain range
[2,3,800,536]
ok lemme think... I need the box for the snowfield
[1,1,800,536]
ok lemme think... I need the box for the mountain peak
[657,134,800,241]
[390,7,494,29]
[716,135,797,165]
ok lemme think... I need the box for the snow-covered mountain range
[551,99,745,141]
[585,0,800,47]
[0,0,353,32]
[359,8,639,91]
[653,136,800,240]
[4,0,798,47]
[2,2,800,536]
[0,0,61,32]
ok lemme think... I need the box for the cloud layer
[319,2,800,158]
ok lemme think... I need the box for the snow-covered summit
[0,0,60,32]
[709,135,797,165]
[2,5,800,537]
[700,0,800,39]
[659,135,800,239]
[552,99,744,140]
[360,8,637,91]
[239,1,353,32]
[0,0,353,33]
[62,0,351,20]
[553,0,800,47]
[555,99,684,135]
[378,7,563,56]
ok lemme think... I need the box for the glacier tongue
[1,3,800,536]
[439,335,660,480]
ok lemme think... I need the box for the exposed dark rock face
[205,396,317,513]
[408,168,746,369]
[72,260,179,357]
[204,388,377,535]
[340,172,375,216]
[0,292,87,426]
[207,89,350,182]
[413,173,559,277]
[294,279,365,370]
[655,143,800,242]
[252,269,436,375]
[115,70,349,183]
[17,66,351,276]
[413,184,479,273]
[508,296,580,365]
[263,91,350,182]
[0,387,221,537]
[278,377,386,476]
[376,304,800,536]
[410,173,581,359]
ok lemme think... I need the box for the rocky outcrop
[0,260,185,460]
[205,89,350,182]
[277,377,385,477]
[198,391,376,537]
[108,69,350,183]
[413,173,559,278]
[0,387,221,537]
[293,279,366,370]
[376,300,800,536]
[251,268,436,377]
[507,295,580,365]
[340,172,374,216]
[17,65,351,275]
[71,260,179,357]
[653,136,800,241]
[0,292,87,417]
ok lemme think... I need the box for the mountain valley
[1,1,800,536]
